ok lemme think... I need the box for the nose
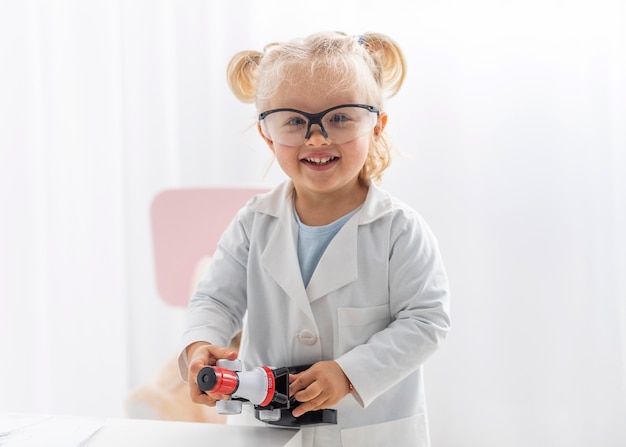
[305,124,330,146]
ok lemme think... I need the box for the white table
[88,418,301,447]
[0,414,301,447]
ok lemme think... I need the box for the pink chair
[125,187,268,422]
[151,187,268,307]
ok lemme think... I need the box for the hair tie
[357,35,366,45]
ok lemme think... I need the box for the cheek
[272,146,297,169]
[352,137,372,163]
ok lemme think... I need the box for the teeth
[305,157,335,165]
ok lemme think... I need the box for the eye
[328,113,351,123]
[285,116,307,127]
[326,110,358,129]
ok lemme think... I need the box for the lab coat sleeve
[335,210,451,408]
[177,210,250,377]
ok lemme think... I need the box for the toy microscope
[197,359,337,427]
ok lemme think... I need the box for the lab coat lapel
[306,213,359,302]
[261,204,315,322]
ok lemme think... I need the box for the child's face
[258,71,386,198]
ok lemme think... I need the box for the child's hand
[186,342,238,407]
[288,360,352,418]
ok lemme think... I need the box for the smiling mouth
[302,156,338,166]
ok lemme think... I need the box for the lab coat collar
[254,180,393,305]
[258,183,315,321]
[250,180,393,225]
[305,211,359,300]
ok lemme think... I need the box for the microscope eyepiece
[198,367,218,390]
[197,366,239,394]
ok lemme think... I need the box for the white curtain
[1,0,625,445]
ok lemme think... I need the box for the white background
[1,1,625,445]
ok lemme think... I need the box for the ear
[258,122,276,153]
[373,112,388,139]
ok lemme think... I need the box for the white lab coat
[179,180,450,447]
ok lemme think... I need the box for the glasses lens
[320,106,378,144]
[260,106,378,146]
[260,110,309,147]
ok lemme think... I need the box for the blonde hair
[227,31,406,184]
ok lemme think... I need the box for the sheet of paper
[0,413,105,446]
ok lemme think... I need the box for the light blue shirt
[295,207,360,288]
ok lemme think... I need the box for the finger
[190,385,232,406]
[292,395,330,418]
[189,346,238,378]
[293,381,322,403]
[209,346,238,362]
[189,384,217,406]
[188,359,209,379]
[289,374,314,396]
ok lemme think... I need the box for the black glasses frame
[258,103,380,141]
